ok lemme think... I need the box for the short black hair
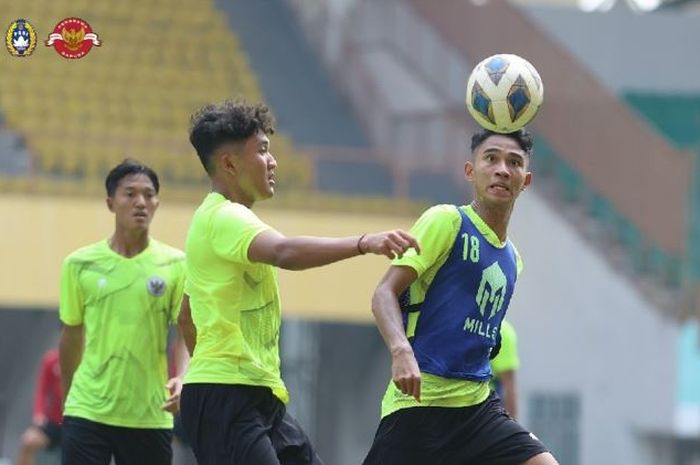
[470,128,534,156]
[105,159,160,197]
[189,99,275,174]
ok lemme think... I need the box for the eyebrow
[482,147,525,158]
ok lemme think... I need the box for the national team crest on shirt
[147,276,166,297]
[5,19,37,57]
[45,17,100,59]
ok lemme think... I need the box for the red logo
[45,17,100,59]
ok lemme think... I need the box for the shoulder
[150,239,185,261]
[508,241,523,275]
[63,241,106,266]
[417,204,461,227]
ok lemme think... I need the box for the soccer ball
[466,54,543,133]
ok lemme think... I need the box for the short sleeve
[210,203,271,264]
[491,320,520,375]
[59,258,84,326]
[392,205,461,277]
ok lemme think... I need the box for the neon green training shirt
[183,192,288,403]
[59,239,185,428]
[381,204,523,417]
[491,319,520,376]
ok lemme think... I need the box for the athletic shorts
[40,421,62,450]
[61,416,172,465]
[180,383,324,465]
[362,391,549,465]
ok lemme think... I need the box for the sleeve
[210,204,272,264]
[32,353,50,418]
[513,244,524,276]
[392,205,461,278]
[168,257,186,325]
[491,320,520,375]
[59,258,84,326]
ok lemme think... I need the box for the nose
[134,193,147,207]
[268,153,277,169]
[494,159,510,178]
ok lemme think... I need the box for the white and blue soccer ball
[466,54,544,133]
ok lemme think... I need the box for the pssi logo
[5,19,37,57]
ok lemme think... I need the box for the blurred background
[1,0,700,464]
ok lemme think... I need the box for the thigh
[181,383,283,465]
[271,412,324,465]
[61,416,112,465]
[41,422,63,449]
[450,394,549,465]
[112,427,172,465]
[362,408,439,465]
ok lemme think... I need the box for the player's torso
[409,207,518,380]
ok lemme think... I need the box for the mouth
[133,212,148,220]
[488,183,510,193]
[268,174,276,186]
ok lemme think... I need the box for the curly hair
[189,99,276,174]
[470,128,533,157]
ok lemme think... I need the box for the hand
[161,376,183,414]
[361,230,420,259]
[391,346,422,401]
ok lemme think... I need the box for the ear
[464,161,475,183]
[106,197,114,213]
[220,151,238,176]
[522,171,533,191]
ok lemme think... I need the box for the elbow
[273,242,305,271]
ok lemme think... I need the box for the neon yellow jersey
[59,239,185,428]
[381,204,523,417]
[491,320,520,376]
[183,193,288,403]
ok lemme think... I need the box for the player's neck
[470,200,512,242]
[109,229,150,258]
[211,179,255,208]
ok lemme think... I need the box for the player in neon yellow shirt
[59,160,188,465]
[363,129,558,465]
[491,319,520,419]
[177,100,419,465]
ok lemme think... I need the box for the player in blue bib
[363,129,559,465]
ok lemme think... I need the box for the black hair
[189,99,276,175]
[105,159,160,197]
[470,128,534,156]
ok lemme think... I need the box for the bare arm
[248,229,420,271]
[59,324,84,403]
[177,294,196,357]
[499,370,518,419]
[372,266,422,401]
[162,324,191,414]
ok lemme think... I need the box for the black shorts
[362,392,549,465]
[180,383,324,465]
[61,416,172,465]
[40,421,62,450]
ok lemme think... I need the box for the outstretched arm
[372,265,422,401]
[248,230,420,271]
[59,324,84,403]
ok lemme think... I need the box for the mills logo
[6,19,37,57]
[45,17,100,59]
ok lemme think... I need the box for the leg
[17,425,49,465]
[112,427,172,465]
[521,452,559,465]
[271,413,324,465]
[180,383,283,465]
[61,416,112,465]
